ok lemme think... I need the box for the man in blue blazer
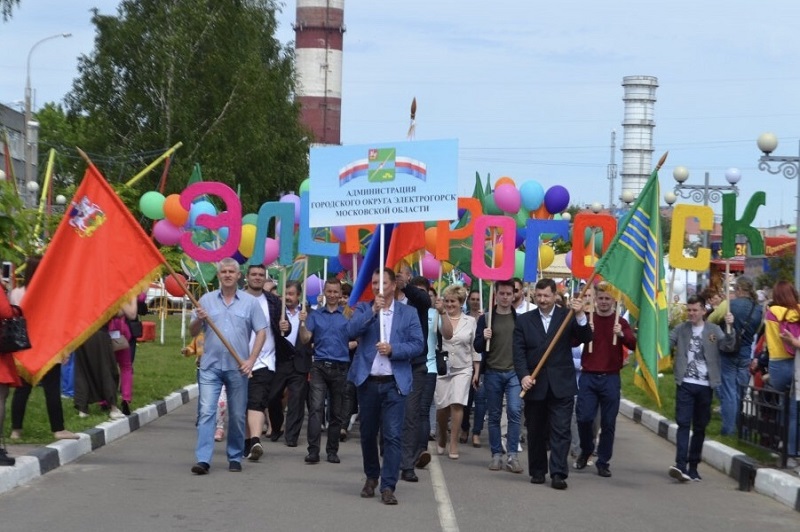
[348,268,424,505]
[514,278,592,490]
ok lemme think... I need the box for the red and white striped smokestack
[294,0,345,145]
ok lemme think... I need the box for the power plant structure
[293,0,345,145]
[620,75,658,197]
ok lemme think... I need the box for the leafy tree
[35,102,88,189]
[64,0,310,213]
[755,253,795,289]
[1,0,19,21]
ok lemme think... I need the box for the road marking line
[428,449,460,532]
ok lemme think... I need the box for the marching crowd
[2,257,799,501]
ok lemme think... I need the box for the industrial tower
[294,0,345,145]
[620,75,658,197]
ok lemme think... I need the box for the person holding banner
[574,282,637,478]
[347,268,424,505]
[514,278,591,490]
[189,258,267,475]
[298,279,351,464]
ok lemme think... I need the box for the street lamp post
[670,166,741,289]
[756,133,800,290]
[24,33,72,202]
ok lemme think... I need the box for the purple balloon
[515,227,526,248]
[339,253,364,272]
[152,219,183,246]
[565,250,573,269]
[544,185,570,215]
[232,250,248,265]
[280,193,301,225]
[331,226,347,242]
[306,274,322,298]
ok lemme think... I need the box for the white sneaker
[109,407,126,420]
[78,411,89,418]
[668,465,691,482]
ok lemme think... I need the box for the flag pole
[725,259,732,334]
[520,273,597,398]
[302,256,309,311]
[124,142,183,187]
[323,257,328,307]
[612,298,621,346]
[379,224,386,342]
[281,267,287,318]
[33,149,56,237]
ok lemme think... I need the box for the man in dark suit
[348,268,424,505]
[514,278,591,490]
[267,280,312,447]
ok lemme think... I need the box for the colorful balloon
[421,252,441,279]
[280,193,301,225]
[299,178,311,194]
[306,274,322,298]
[238,224,256,257]
[242,213,259,226]
[519,180,545,211]
[565,250,573,269]
[165,273,188,297]
[544,185,570,214]
[163,194,189,226]
[514,249,525,278]
[338,253,364,272]
[189,200,217,228]
[494,184,521,214]
[538,245,555,270]
[152,219,183,246]
[495,176,516,188]
[424,227,438,254]
[483,193,503,215]
[139,191,166,220]
[263,237,280,265]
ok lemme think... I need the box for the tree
[64,0,310,213]
[1,0,19,21]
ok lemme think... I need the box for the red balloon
[165,274,188,297]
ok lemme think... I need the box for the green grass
[4,314,197,445]
[620,364,777,465]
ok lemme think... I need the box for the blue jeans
[718,352,751,435]
[357,378,406,492]
[675,382,713,469]
[576,373,620,468]
[196,366,248,465]
[768,358,798,456]
[484,370,522,456]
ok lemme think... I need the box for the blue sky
[2,0,799,227]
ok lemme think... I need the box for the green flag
[592,165,669,406]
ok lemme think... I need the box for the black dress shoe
[597,465,612,478]
[530,474,546,484]
[415,451,431,469]
[285,441,298,448]
[361,478,379,498]
[401,470,419,482]
[305,453,320,464]
[228,461,242,472]
[327,453,340,464]
[551,475,568,490]
[381,489,398,505]
[574,452,590,470]
[191,462,209,475]
[269,429,284,442]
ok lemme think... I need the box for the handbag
[435,325,449,376]
[111,335,130,352]
[0,305,32,353]
[127,318,143,340]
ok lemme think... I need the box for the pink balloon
[338,253,364,271]
[421,252,441,279]
[263,238,280,265]
[280,193,301,225]
[153,219,183,246]
[462,273,472,286]
[493,184,521,214]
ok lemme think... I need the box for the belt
[367,375,395,383]
[582,371,619,376]
[315,360,349,368]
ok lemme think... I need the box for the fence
[737,384,798,468]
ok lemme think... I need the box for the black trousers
[524,390,573,479]
[12,364,65,433]
[307,361,348,455]
[267,360,308,446]
[400,362,428,470]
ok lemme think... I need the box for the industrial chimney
[620,75,658,197]
[294,0,345,145]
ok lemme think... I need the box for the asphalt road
[0,399,796,532]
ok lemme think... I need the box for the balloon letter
[721,191,766,258]
[524,219,570,281]
[571,214,616,279]
[250,201,294,266]
[436,197,482,260]
[298,191,339,258]
[180,182,241,262]
[669,204,712,271]
[471,215,515,280]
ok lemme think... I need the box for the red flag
[385,222,426,269]
[15,163,164,384]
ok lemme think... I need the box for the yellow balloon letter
[669,204,712,271]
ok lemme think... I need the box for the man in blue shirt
[298,279,351,464]
[189,258,267,474]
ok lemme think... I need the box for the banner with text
[309,139,458,228]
